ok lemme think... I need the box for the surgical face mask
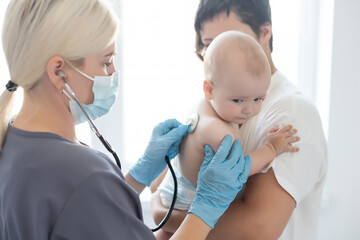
[64,67,119,124]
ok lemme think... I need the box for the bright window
[0,0,332,201]
[120,0,325,165]
[120,0,332,203]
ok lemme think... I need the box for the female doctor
[0,0,251,239]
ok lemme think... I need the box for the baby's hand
[266,125,300,156]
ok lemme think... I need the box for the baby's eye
[233,99,243,103]
[254,98,264,102]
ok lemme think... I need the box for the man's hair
[194,0,273,61]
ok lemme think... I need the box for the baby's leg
[155,229,173,240]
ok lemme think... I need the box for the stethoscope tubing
[63,85,176,232]
[151,155,178,232]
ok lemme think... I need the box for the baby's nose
[241,103,255,115]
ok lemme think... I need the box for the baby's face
[210,68,269,125]
[204,31,271,125]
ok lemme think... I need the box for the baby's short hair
[204,31,270,84]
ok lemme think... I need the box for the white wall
[318,0,360,239]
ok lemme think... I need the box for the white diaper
[158,163,196,211]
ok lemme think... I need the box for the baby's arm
[248,124,300,176]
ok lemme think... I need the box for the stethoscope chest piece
[185,113,199,133]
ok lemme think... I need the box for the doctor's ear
[47,56,66,91]
[203,80,214,100]
[58,71,66,80]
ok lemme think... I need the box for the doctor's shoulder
[46,138,121,179]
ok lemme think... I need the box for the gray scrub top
[0,125,156,240]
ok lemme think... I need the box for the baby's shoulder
[195,115,239,152]
[197,116,235,135]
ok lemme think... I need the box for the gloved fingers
[163,119,183,133]
[200,144,215,172]
[238,155,251,183]
[161,125,188,159]
[151,119,183,137]
[167,139,182,159]
[225,139,243,169]
[233,152,246,177]
[204,144,215,159]
[163,124,189,143]
[167,151,177,160]
[212,135,233,165]
[152,122,165,136]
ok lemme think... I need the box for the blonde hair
[0,0,118,150]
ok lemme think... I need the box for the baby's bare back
[178,99,241,186]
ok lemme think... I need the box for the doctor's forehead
[99,42,117,58]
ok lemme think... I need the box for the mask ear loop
[59,71,122,169]
[59,71,101,134]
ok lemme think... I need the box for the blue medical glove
[188,135,251,228]
[129,119,189,186]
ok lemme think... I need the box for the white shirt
[239,71,328,240]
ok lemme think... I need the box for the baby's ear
[203,80,213,100]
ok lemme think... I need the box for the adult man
[152,1,327,239]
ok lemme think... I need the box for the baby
[155,31,299,237]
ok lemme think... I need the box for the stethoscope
[60,71,201,232]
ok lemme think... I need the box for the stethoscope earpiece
[58,71,66,80]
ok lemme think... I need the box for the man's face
[200,11,260,57]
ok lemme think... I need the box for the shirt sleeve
[257,94,327,204]
[50,171,156,240]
